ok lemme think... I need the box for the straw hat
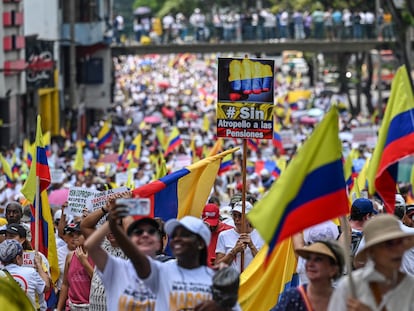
[296,240,345,278]
[355,214,414,262]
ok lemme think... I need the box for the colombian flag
[247,138,259,152]
[238,239,298,311]
[21,116,59,284]
[248,107,349,263]
[97,120,112,149]
[0,154,14,186]
[367,66,414,213]
[132,148,238,221]
[164,127,182,156]
[218,152,233,175]
[273,121,285,154]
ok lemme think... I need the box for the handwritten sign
[86,187,130,212]
[67,187,97,216]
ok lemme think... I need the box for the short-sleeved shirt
[215,228,264,272]
[98,255,156,311]
[5,263,45,308]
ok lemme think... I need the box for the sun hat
[232,201,253,214]
[355,214,414,262]
[202,203,220,227]
[165,216,211,246]
[296,240,345,278]
[0,239,23,264]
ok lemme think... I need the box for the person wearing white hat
[109,203,241,311]
[215,201,264,272]
[328,214,414,311]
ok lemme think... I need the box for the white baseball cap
[165,216,211,246]
[232,201,253,214]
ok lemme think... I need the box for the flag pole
[35,175,40,252]
[340,215,356,298]
[241,139,248,272]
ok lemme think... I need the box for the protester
[109,200,241,311]
[84,211,159,310]
[292,220,341,284]
[80,204,127,311]
[202,203,233,267]
[0,239,50,309]
[328,214,414,310]
[215,201,264,272]
[271,240,344,311]
[57,222,94,311]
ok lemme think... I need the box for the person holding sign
[215,201,264,272]
[0,239,50,310]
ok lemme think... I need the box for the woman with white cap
[109,202,241,311]
[271,240,344,311]
[328,214,414,311]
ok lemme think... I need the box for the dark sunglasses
[131,227,158,236]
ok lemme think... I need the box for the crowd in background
[112,6,396,45]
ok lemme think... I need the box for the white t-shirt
[5,263,45,308]
[215,228,264,272]
[98,255,156,311]
[143,258,214,311]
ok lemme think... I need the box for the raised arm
[80,205,109,239]
[84,222,110,272]
[108,200,151,279]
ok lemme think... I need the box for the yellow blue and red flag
[367,66,414,213]
[247,107,349,263]
[164,127,183,156]
[0,154,14,186]
[132,148,239,220]
[96,120,112,149]
[21,116,59,284]
[218,152,233,175]
[273,121,285,154]
[238,239,298,311]
[247,138,259,152]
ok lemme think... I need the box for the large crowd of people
[0,48,412,310]
[113,6,395,45]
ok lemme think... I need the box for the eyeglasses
[131,228,158,236]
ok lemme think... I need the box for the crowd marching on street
[0,43,414,311]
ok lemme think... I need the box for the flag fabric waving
[164,127,183,156]
[247,107,349,262]
[73,141,84,172]
[96,120,112,149]
[0,154,14,186]
[367,66,414,213]
[20,116,59,284]
[132,148,239,220]
[238,239,298,311]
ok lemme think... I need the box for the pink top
[67,253,94,305]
